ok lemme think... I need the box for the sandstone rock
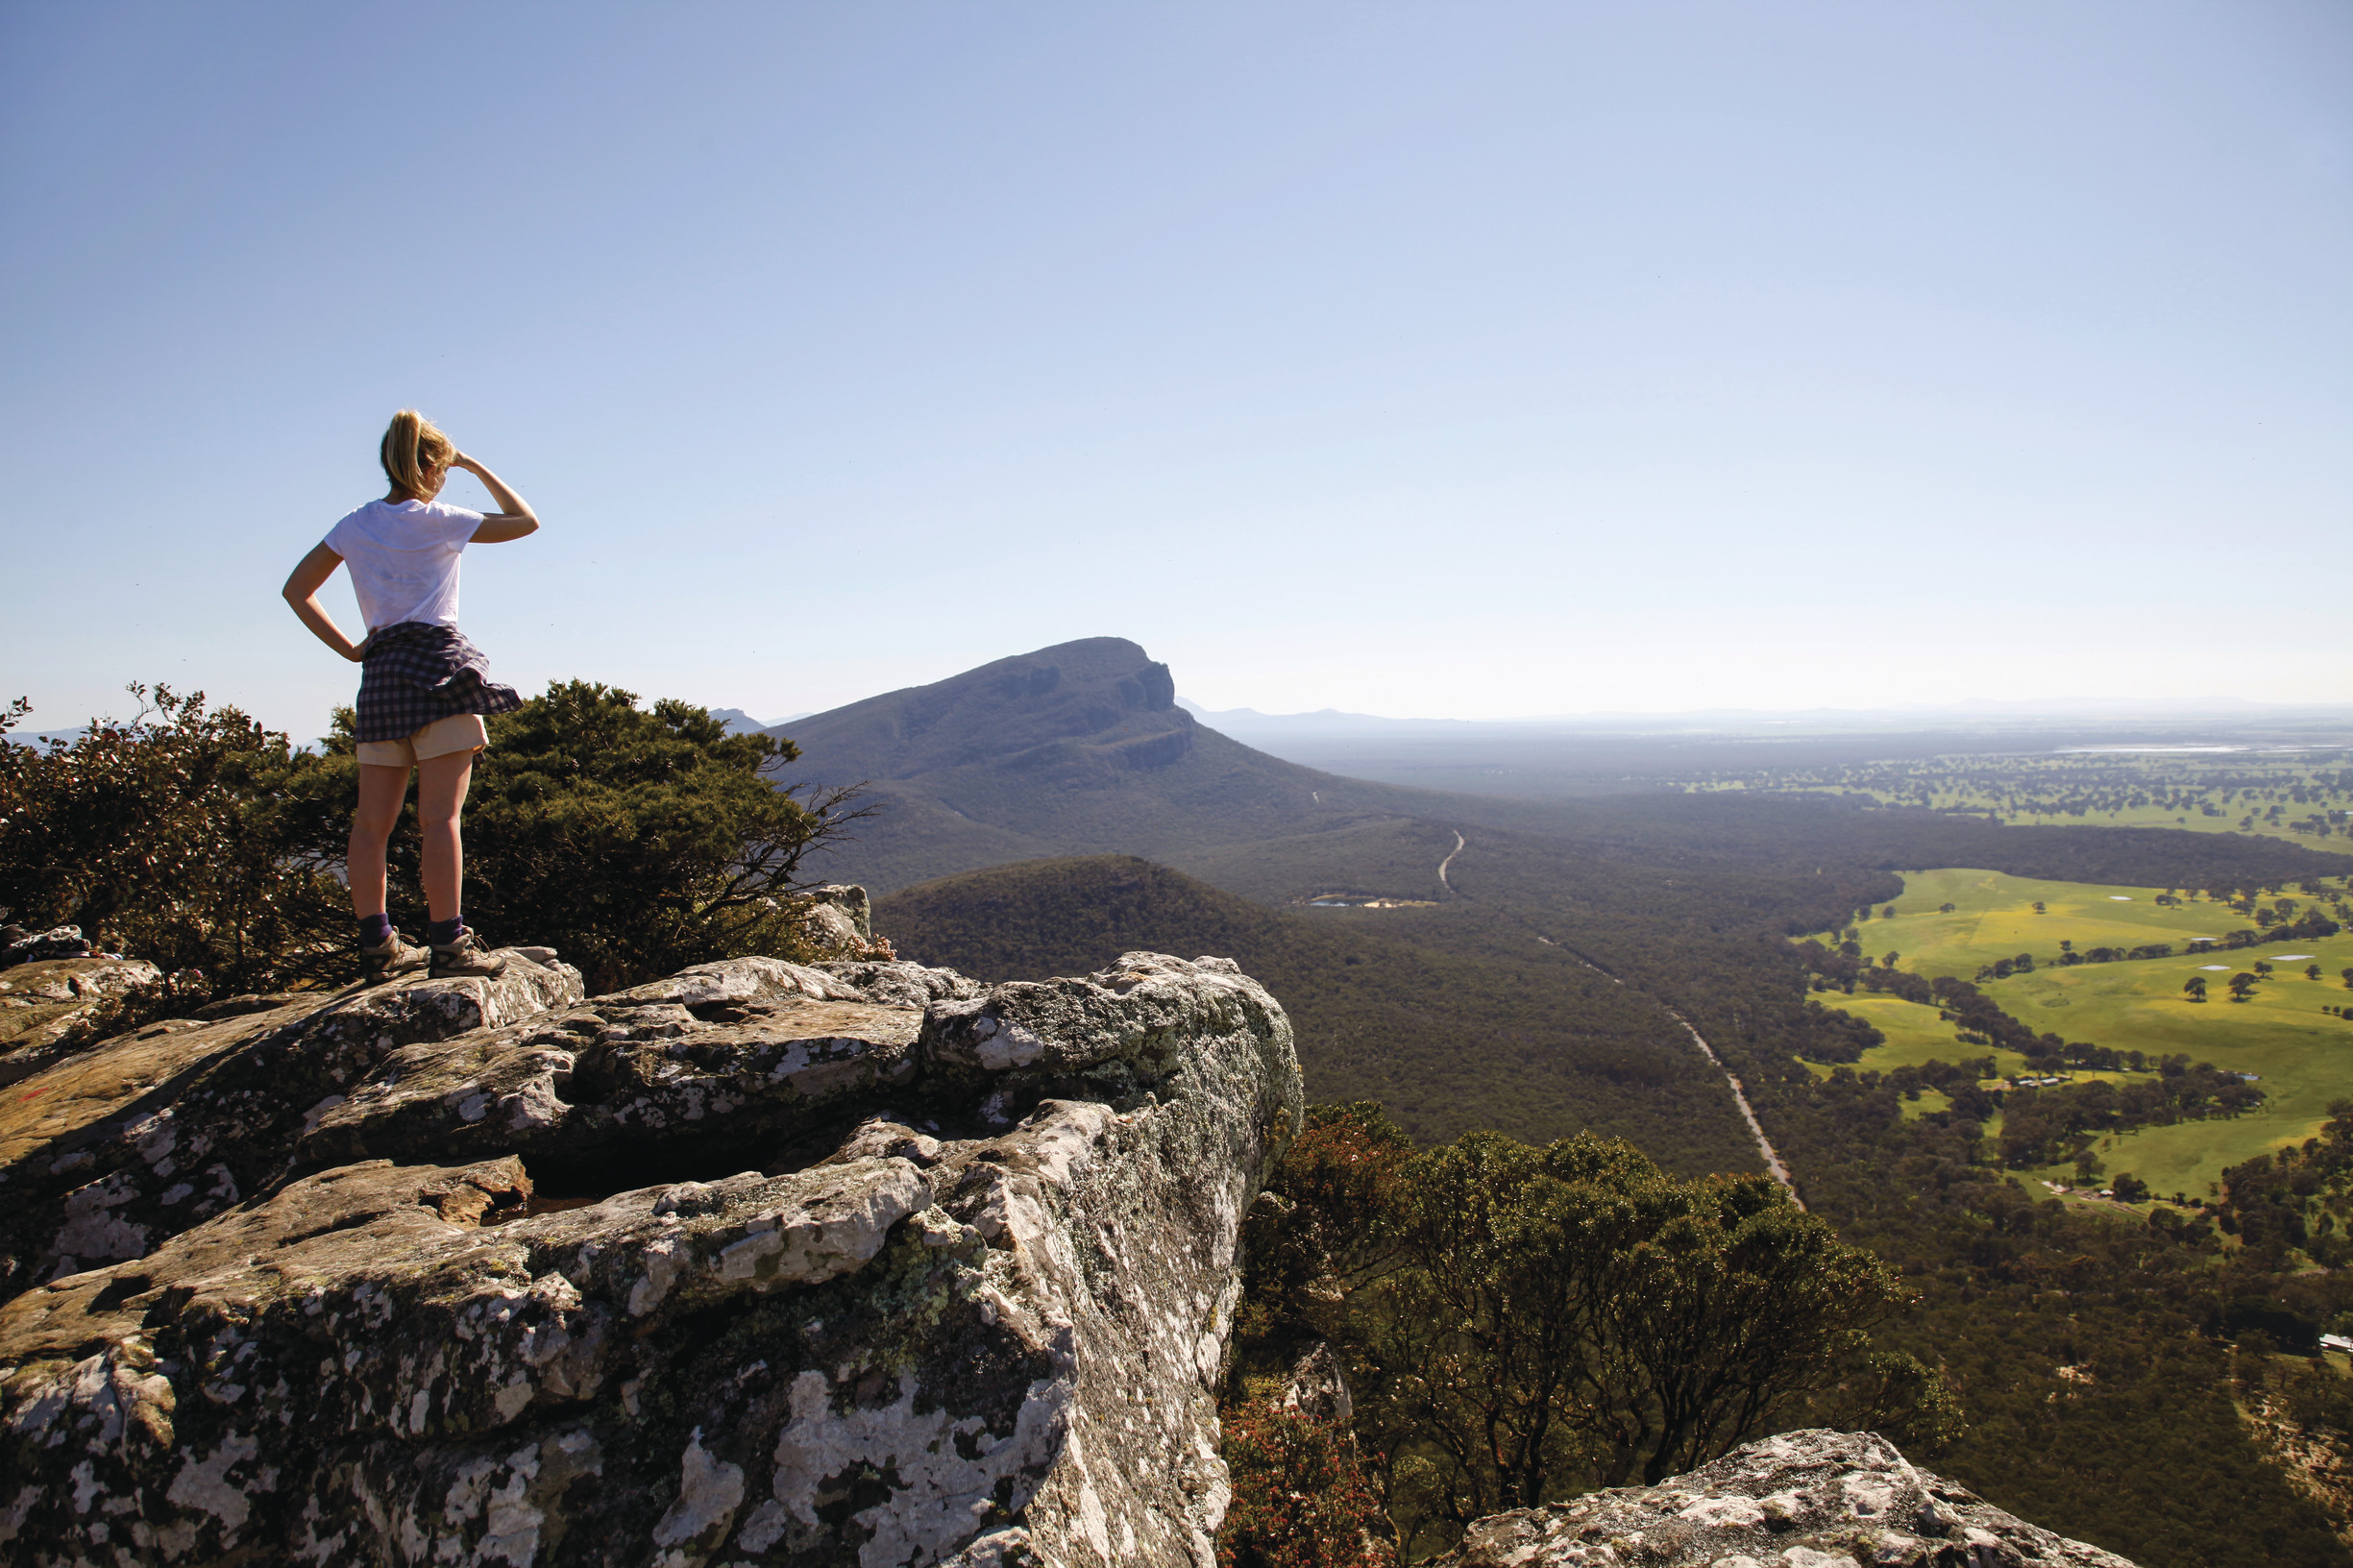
[0,951,585,1296]
[797,882,878,961]
[0,948,1302,1567]
[1434,1429,2138,1568]
[0,956,167,1068]
[3,925,94,967]
[295,955,968,1188]
[1280,1340,1353,1425]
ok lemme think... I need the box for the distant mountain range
[772,638,2353,894]
[1181,697,2353,735]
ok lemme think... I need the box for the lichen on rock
[1432,1429,2139,1568]
[0,942,1302,1567]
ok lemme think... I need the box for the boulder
[4,926,94,967]
[1434,1429,2138,1568]
[0,948,1302,1567]
[797,882,878,960]
[0,956,164,1069]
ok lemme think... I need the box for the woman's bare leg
[415,749,477,924]
[350,764,412,919]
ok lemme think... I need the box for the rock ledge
[1436,1430,2138,1568]
[0,947,1302,1568]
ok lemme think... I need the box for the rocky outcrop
[0,944,1302,1567]
[0,954,163,1069]
[1434,1430,2137,1568]
[797,883,879,960]
[4,925,101,967]
[0,953,587,1297]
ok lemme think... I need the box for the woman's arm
[455,453,540,544]
[282,543,368,661]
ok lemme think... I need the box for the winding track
[1662,1010,1802,1204]
[1436,830,1466,895]
[1444,828,1802,1204]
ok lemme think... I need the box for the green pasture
[1817,867,2316,982]
[1804,990,2025,1073]
[1996,942,2353,1199]
[1805,869,2353,1200]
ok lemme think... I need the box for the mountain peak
[785,637,1183,786]
[780,639,1404,891]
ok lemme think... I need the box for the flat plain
[1807,868,2353,1199]
[1681,749,2353,852]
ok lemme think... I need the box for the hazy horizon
[1179,694,2353,725]
[6,2,2346,736]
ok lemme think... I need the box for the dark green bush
[1,679,872,1017]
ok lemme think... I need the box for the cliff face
[0,943,1302,1568]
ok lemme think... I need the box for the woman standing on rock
[282,410,539,981]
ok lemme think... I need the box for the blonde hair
[380,409,456,500]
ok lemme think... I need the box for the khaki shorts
[356,713,489,769]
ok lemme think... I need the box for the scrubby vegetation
[1223,1105,1943,1561]
[0,681,870,1013]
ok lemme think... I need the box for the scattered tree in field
[2073,1149,2105,1186]
[2229,973,2260,1002]
[2033,901,2047,914]
[2111,1172,2150,1204]
[1939,902,1956,914]
[2309,964,2324,983]
[2184,976,2208,1002]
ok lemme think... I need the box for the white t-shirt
[323,499,484,630]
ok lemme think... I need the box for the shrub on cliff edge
[1217,1398,1394,1568]
[288,680,872,992]
[0,685,347,993]
[1,680,872,1012]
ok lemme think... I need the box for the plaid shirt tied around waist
[354,623,524,745]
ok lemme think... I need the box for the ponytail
[380,409,456,501]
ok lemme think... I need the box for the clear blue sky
[5,2,2346,735]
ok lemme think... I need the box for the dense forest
[876,855,1759,1174]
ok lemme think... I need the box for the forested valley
[885,803,2353,1566]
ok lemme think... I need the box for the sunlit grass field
[1804,869,2353,1199]
[1833,867,2296,981]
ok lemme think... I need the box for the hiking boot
[430,929,509,979]
[359,930,430,983]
